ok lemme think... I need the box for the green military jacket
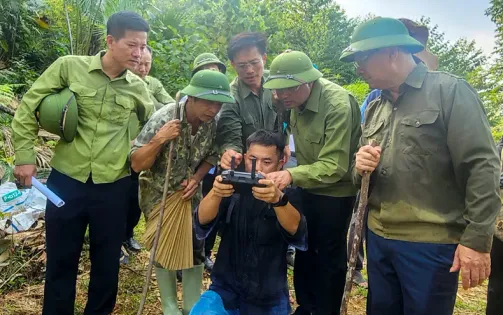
[216,72,281,154]
[288,78,361,197]
[353,63,501,253]
[145,76,175,111]
[132,99,218,216]
[12,51,154,184]
[129,75,174,139]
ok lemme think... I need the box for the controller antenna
[251,158,256,179]
[230,156,235,176]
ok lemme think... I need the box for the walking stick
[137,94,181,315]
[340,139,377,315]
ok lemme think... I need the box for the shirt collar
[404,63,428,89]
[381,63,428,101]
[88,50,133,83]
[303,79,322,113]
[238,75,266,99]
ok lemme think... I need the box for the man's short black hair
[106,11,150,40]
[246,130,285,159]
[227,32,267,61]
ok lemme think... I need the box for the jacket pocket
[400,109,441,155]
[111,94,134,125]
[69,83,97,105]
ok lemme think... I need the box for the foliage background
[0,0,501,140]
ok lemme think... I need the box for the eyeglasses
[236,59,263,71]
[353,50,380,69]
[272,84,302,96]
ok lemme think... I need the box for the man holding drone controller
[190,130,307,314]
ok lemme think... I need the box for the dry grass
[0,217,490,314]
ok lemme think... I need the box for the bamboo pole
[63,1,73,55]
[340,139,377,315]
[137,94,181,315]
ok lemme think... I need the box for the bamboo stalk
[0,103,15,116]
[340,139,377,315]
[63,1,73,55]
[137,94,181,315]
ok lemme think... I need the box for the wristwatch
[272,193,289,207]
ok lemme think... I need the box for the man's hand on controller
[265,170,292,190]
[252,179,282,204]
[220,149,242,170]
[212,175,234,198]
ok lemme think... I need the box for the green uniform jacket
[131,100,218,217]
[288,78,361,197]
[12,51,154,184]
[129,75,174,139]
[216,73,280,154]
[353,63,501,253]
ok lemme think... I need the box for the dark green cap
[263,51,323,89]
[192,53,227,76]
[36,88,78,142]
[181,70,235,103]
[340,17,424,62]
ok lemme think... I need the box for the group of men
[10,10,502,315]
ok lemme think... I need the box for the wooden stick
[137,95,181,315]
[340,139,377,315]
[0,103,15,116]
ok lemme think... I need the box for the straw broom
[340,139,377,315]
[137,94,187,315]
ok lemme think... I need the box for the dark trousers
[366,229,458,315]
[125,170,141,240]
[294,191,355,315]
[487,236,503,315]
[43,170,130,315]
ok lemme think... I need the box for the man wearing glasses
[217,32,288,170]
[263,50,362,315]
[341,17,500,314]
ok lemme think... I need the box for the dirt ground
[0,217,488,314]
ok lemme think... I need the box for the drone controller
[221,156,266,192]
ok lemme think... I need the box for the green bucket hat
[192,53,227,76]
[181,69,235,103]
[340,17,425,62]
[36,88,78,142]
[263,50,323,90]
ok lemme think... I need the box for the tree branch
[0,103,15,116]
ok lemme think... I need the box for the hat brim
[340,34,424,62]
[263,68,323,90]
[192,61,227,76]
[181,85,235,104]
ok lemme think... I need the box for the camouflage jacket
[131,99,218,216]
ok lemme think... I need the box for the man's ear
[278,157,285,171]
[262,53,267,65]
[106,35,115,50]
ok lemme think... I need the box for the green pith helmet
[36,88,78,142]
[192,53,227,76]
[181,69,235,103]
[263,50,323,90]
[340,17,425,62]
